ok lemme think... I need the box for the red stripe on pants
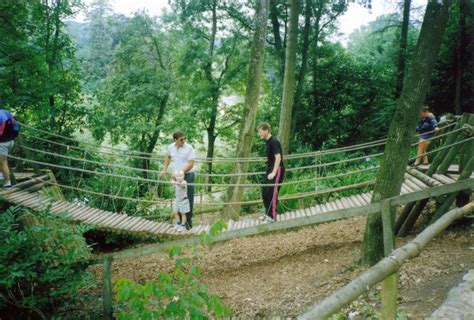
[271,167,282,220]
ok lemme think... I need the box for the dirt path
[91,216,473,318]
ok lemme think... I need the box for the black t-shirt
[265,135,284,171]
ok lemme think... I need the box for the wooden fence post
[381,199,397,320]
[103,256,114,320]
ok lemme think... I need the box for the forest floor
[89,206,473,319]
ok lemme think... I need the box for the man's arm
[161,155,171,177]
[182,160,194,174]
[268,154,281,180]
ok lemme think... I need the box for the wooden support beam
[426,118,464,176]
[397,199,429,237]
[381,200,397,320]
[435,134,465,175]
[429,158,474,224]
[394,201,416,234]
[406,168,442,187]
[457,114,474,206]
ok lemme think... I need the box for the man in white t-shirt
[161,131,196,228]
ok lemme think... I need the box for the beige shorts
[173,198,190,214]
[0,140,14,157]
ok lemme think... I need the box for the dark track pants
[184,172,195,227]
[261,167,284,219]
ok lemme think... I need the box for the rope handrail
[39,178,375,207]
[7,151,377,187]
[18,121,456,163]
[16,141,382,178]
[20,129,386,163]
[9,134,472,187]
[15,143,382,182]
[14,126,463,179]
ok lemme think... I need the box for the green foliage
[89,12,184,158]
[0,205,95,319]
[293,43,396,151]
[114,220,231,319]
[0,0,86,134]
[81,0,114,91]
[348,14,419,70]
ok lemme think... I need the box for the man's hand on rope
[267,172,276,180]
[160,169,167,178]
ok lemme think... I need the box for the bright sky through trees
[75,0,427,44]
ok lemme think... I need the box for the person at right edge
[0,108,19,188]
[258,123,285,223]
[414,106,438,166]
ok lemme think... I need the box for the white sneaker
[261,215,275,223]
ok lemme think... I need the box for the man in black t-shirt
[257,123,285,222]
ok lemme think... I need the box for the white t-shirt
[166,143,196,173]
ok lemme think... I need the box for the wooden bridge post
[103,256,114,320]
[456,113,473,207]
[381,199,397,320]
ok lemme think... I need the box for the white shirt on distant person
[166,143,196,173]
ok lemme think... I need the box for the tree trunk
[278,0,299,154]
[269,0,285,74]
[291,0,311,137]
[459,0,473,113]
[142,94,169,180]
[206,101,218,192]
[223,0,269,220]
[311,5,322,118]
[361,0,452,266]
[204,0,219,192]
[395,0,411,99]
[454,0,467,115]
[48,1,62,111]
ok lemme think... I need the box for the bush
[0,205,95,319]
[114,220,231,319]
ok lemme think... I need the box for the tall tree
[277,0,299,154]
[361,0,452,266]
[224,0,270,219]
[169,1,248,189]
[0,0,84,134]
[91,14,178,178]
[290,0,311,136]
[83,0,113,91]
[269,0,287,77]
[454,0,472,114]
[288,0,348,145]
[310,1,346,117]
[395,0,412,98]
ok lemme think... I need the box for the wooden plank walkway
[0,167,466,237]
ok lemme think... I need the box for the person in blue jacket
[0,109,19,188]
[414,106,438,166]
